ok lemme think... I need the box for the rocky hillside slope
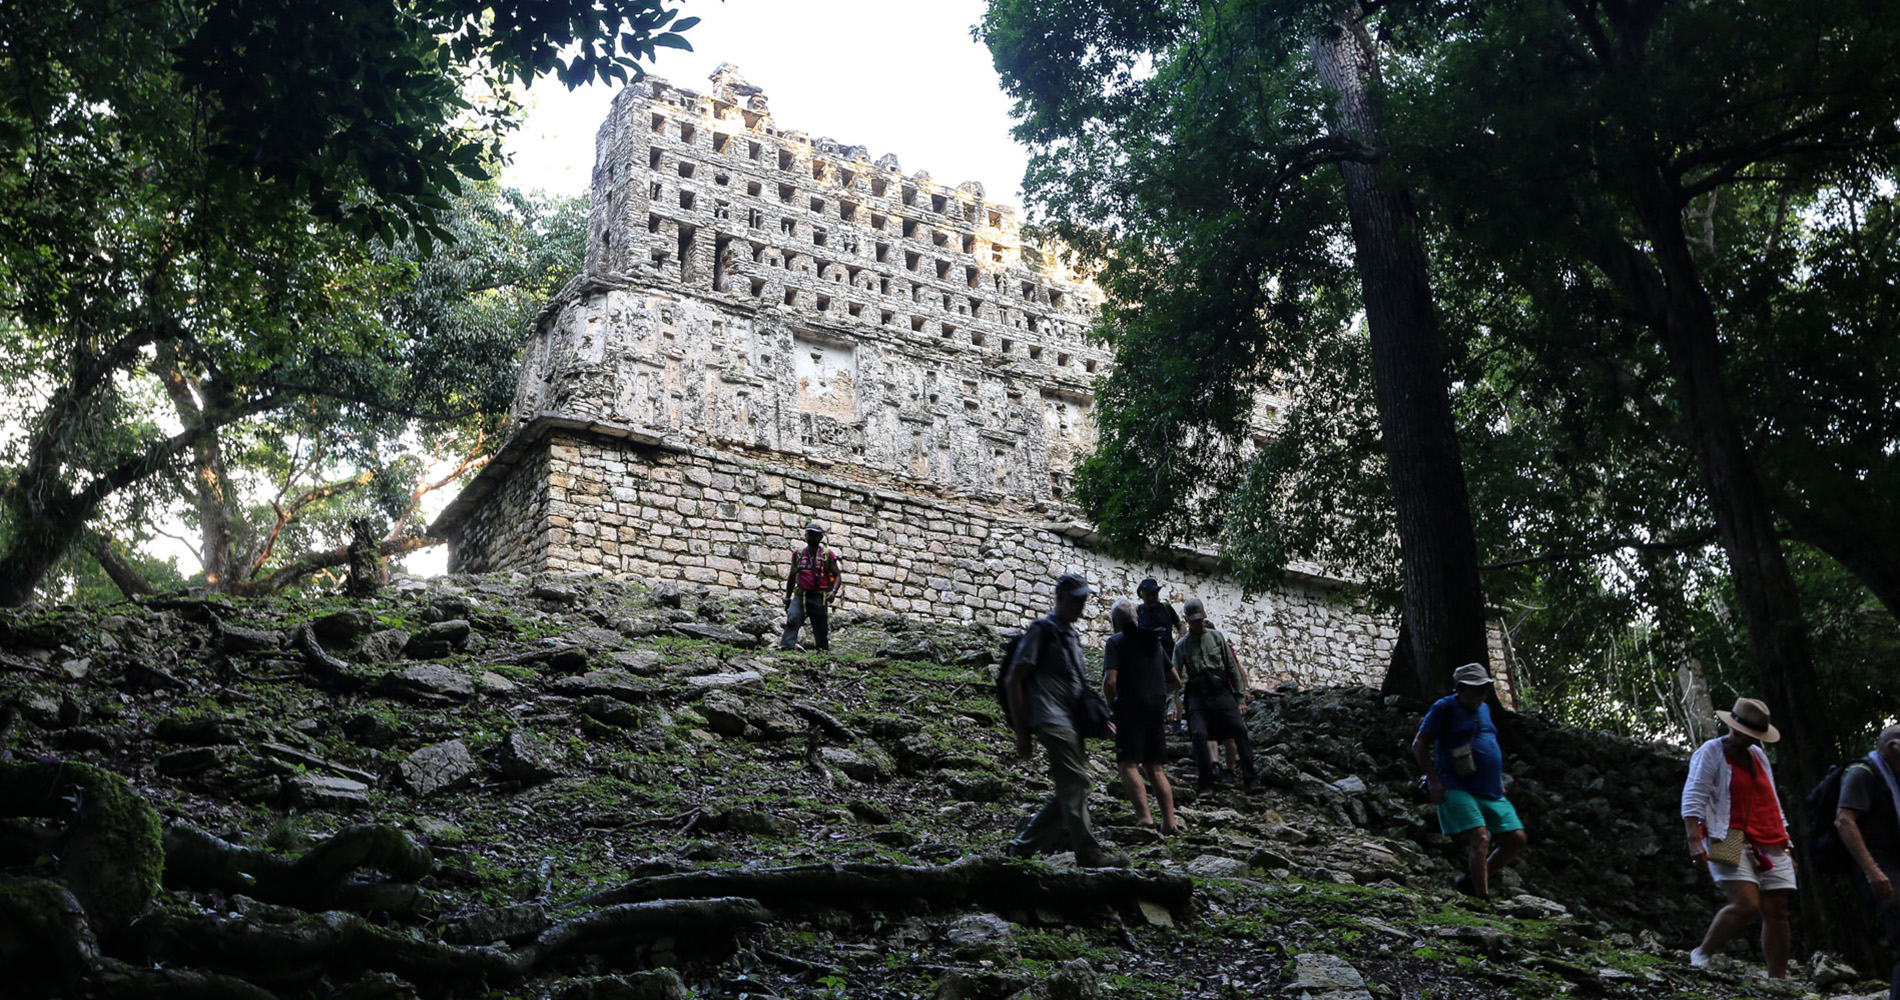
[0,573,1887,999]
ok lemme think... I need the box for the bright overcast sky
[500,0,1032,205]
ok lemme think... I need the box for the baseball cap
[1054,572,1097,597]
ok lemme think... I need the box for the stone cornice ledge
[1042,521,1353,590]
[431,411,673,538]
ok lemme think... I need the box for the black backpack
[1804,762,1856,875]
[993,628,1030,728]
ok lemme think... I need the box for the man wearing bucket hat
[1412,662,1528,900]
[1134,578,1183,646]
[779,521,843,652]
[1681,697,1795,977]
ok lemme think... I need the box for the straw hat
[1716,697,1780,743]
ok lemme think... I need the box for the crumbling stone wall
[437,67,1505,695]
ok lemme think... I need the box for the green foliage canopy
[0,0,697,604]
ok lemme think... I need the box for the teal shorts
[1438,789,1523,836]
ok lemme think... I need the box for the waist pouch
[1449,741,1478,777]
[1188,671,1234,703]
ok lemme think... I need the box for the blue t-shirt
[1418,695,1505,799]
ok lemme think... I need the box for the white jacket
[1680,737,1789,842]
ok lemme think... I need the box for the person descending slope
[1173,598,1262,796]
[779,521,843,652]
[1104,598,1181,834]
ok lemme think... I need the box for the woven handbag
[1706,834,1746,867]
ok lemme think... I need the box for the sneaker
[1004,841,1037,859]
[1688,948,1713,969]
[1241,779,1263,795]
[1076,850,1130,869]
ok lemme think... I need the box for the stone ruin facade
[435,66,1509,696]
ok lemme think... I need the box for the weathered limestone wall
[495,430,1400,689]
[449,447,552,577]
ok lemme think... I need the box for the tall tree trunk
[152,346,236,587]
[1675,656,1717,745]
[0,391,281,607]
[0,502,81,606]
[1629,171,1850,953]
[1312,9,1491,698]
[1630,174,1829,785]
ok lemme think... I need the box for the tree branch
[387,430,490,538]
[67,393,289,518]
[87,533,156,599]
[245,470,373,580]
[232,534,442,596]
[1480,527,1718,572]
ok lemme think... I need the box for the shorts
[1709,843,1798,892]
[1437,789,1524,836]
[1113,714,1166,766]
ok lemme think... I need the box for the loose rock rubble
[0,572,1882,998]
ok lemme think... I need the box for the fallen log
[163,822,431,912]
[561,856,1194,915]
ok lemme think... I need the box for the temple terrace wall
[445,417,1405,690]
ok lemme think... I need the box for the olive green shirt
[1173,627,1244,695]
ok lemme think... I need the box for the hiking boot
[1076,850,1130,869]
[1453,874,1489,900]
[1004,841,1038,859]
[1241,779,1263,795]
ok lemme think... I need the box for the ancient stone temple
[435,66,1455,692]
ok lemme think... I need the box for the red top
[792,547,840,592]
[1725,748,1791,849]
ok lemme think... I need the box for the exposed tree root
[562,856,1194,916]
[130,894,770,988]
[298,623,366,692]
[0,877,276,1000]
[92,960,286,1000]
[0,760,164,930]
[0,877,101,994]
[162,822,432,912]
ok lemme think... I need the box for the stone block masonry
[435,65,1515,699]
[450,422,1400,691]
